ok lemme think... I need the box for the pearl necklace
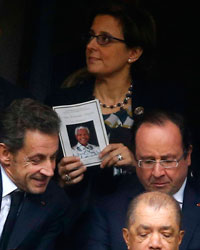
[97,84,133,109]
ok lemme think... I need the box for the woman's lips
[87,56,100,63]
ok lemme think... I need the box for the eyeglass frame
[137,151,187,169]
[85,32,126,46]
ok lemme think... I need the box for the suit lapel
[7,192,49,249]
[0,169,3,210]
[180,180,200,250]
[0,171,2,209]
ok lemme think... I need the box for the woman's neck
[93,75,132,114]
[94,75,131,100]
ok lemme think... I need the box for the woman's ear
[128,47,143,63]
[0,143,12,166]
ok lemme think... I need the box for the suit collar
[173,178,187,205]
[0,170,2,209]
[180,177,200,250]
[0,165,17,197]
[6,184,52,249]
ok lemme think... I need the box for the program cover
[53,99,108,167]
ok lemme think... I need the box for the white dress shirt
[173,178,187,209]
[0,165,17,238]
[72,142,100,159]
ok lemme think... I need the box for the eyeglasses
[85,33,126,46]
[137,153,186,169]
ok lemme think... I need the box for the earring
[128,58,132,63]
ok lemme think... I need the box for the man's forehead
[137,120,180,134]
[136,121,183,149]
[134,204,177,224]
[23,130,59,147]
[26,149,58,159]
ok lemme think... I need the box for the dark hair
[0,98,60,153]
[132,109,192,156]
[88,0,156,72]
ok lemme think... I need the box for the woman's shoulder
[133,77,186,114]
[45,78,95,106]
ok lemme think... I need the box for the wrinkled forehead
[132,202,178,227]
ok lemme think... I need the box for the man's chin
[27,180,50,194]
[148,184,171,194]
[28,186,48,194]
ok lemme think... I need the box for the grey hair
[75,126,90,136]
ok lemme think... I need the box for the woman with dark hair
[48,0,157,191]
[46,1,185,219]
[46,3,189,248]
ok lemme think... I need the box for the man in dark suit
[0,98,70,250]
[82,110,200,250]
[123,191,184,250]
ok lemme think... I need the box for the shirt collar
[173,178,187,204]
[77,142,89,148]
[0,165,18,198]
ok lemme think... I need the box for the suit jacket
[46,78,187,249]
[0,171,71,250]
[81,173,200,250]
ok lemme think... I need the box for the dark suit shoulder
[45,80,95,107]
[95,173,143,210]
[43,179,71,208]
[133,78,186,115]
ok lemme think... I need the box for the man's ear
[186,144,193,167]
[122,228,130,249]
[0,143,12,166]
[179,230,185,245]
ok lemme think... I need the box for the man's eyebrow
[138,154,177,160]
[51,150,59,157]
[138,156,155,160]
[160,226,174,231]
[137,224,151,230]
[26,154,45,160]
[136,225,175,232]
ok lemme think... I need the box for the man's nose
[151,162,166,178]
[40,160,55,177]
[148,233,162,249]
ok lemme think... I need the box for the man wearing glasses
[82,110,200,250]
